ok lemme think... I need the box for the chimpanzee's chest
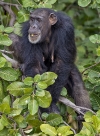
[41,42,55,69]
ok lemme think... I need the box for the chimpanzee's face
[28,9,57,44]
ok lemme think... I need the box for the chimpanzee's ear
[49,13,57,25]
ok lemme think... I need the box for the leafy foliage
[75,111,100,136]
[0,0,100,135]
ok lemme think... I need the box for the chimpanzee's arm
[49,57,73,103]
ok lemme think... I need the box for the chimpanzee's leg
[66,66,91,108]
[66,65,91,130]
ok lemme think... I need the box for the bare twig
[63,121,76,134]
[82,62,100,74]
[59,96,95,115]
[20,129,26,136]
[2,53,19,68]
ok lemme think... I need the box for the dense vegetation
[0,0,100,135]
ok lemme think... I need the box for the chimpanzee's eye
[30,17,34,21]
[37,18,42,22]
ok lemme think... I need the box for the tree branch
[2,53,19,68]
[59,96,95,115]
[82,62,100,74]
[0,1,16,26]
[0,49,14,54]
[0,1,21,10]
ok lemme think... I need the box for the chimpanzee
[10,8,91,113]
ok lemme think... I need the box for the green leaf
[14,23,22,36]
[41,113,49,120]
[90,93,100,110]
[96,0,100,4]
[29,119,42,127]
[78,0,91,7]
[4,27,14,33]
[0,119,4,131]
[34,74,41,82]
[0,81,4,102]
[37,81,47,89]
[89,34,100,44]
[23,77,34,86]
[0,33,12,46]
[88,70,100,78]
[48,0,57,4]
[57,126,73,136]
[7,82,25,96]
[0,57,7,68]
[83,122,95,135]
[0,67,19,81]
[3,95,11,104]
[84,112,94,122]
[19,95,30,105]
[22,0,35,7]
[36,89,45,97]
[0,25,4,32]
[46,113,63,126]
[17,10,29,23]
[13,115,24,124]
[96,47,100,56]
[61,87,67,96]
[41,72,57,81]
[9,108,22,117]
[28,99,39,115]
[7,82,33,96]
[37,91,52,108]
[0,102,11,114]
[40,124,57,136]
[1,115,9,127]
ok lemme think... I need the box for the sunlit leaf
[28,99,39,115]
[7,81,33,96]
[57,126,73,136]
[0,57,7,68]
[0,102,11,114]
[40,124,57,136]
[46,113,63,126]
[37,91,52,108]
[19,95,30,105]
[0,25,4,32]
[17,10,29,23]
[89,34,100,44]
[96,47,100,56]
[4,27,14,33]
[23,77,34,86]
[0,67,19,81]
[0,33,12,46]
[78,0,91,7]
[37,81,47,89]
[34,74,41,82]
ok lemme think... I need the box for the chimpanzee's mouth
[30,33,40,37]
[28,33,41,44]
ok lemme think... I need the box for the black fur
[10,8,91,114]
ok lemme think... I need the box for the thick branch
[0,49,14,54]
[59,96,95,115]
[2,53,19,68]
